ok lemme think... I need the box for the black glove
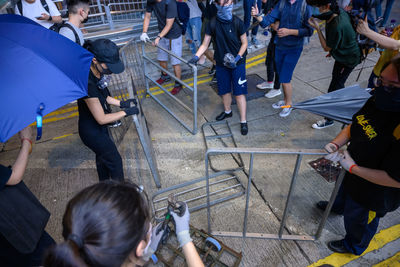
[124,106,139,116]
[188,56,199,65]
[120,98,137,108]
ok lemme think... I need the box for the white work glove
[324,142,341,162]
[143,223,164,261]
[170,202,192,247]
[339,150,357,172]
[140,32,150,43]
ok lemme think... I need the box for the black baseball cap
[86,39,125,74]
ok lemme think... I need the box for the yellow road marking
[53,133,73,140]
[373,251,400,267]
[308,224,400,267]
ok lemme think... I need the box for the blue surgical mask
[216,3,233,21]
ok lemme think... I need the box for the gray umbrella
[290,85,372,124]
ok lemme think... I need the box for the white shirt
[14,0,61,29]
[59,22,85,45]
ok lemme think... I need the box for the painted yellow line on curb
[53,133,73,140]
[373,251,400,267]
[308,224,400,267]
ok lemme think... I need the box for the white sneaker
[272,100,285,109]
[265,89,282,98]
[257,81,274,90]
[279,107,292,117]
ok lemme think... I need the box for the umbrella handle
[36,103,45,141]
[281,105,292,109]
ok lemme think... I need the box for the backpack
[49,21,81,45]
[278,0,309,45]
[16,0,49,15]
[165,0,190,35]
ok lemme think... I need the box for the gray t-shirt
[59,22,85,46]
[146,0,182,39]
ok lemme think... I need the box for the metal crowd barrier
[142,41,198,135]
[205,147,345,241]
[106,38,161,188]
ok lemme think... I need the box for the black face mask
[312,10,334,21]
[96,63,112,75]
[82,16,89,23]
[374,85,400,112]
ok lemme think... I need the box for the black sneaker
[312,119,334,129]
[216,111,232,121]
[208,65,216,75]
[240,122,248,135]
[328,240,350,254]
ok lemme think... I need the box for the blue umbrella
[0,14,93,142]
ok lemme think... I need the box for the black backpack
[16,0,49,15]
[165,0,190,35]
[50,21,81,45]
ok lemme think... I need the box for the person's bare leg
[222,93,232,112]
[235,95,247,122]
[159,61,168,75]
[282,82,293,105]
[173,64,181,80]
[204,49,216,65]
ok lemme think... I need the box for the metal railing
[205,147,345,241]
[142,41,199,135]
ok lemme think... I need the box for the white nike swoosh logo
[238,78,247,85]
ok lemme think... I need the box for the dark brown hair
[44,181,150,267]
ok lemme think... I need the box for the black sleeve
[166,0,178,19]
[0,165,12,191]
[381,138,400,183]
[87,83,101,99]
[238,19,246,36]
[204,19,213,36]
[146,2,153,13]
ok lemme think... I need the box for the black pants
[265,32,280,89]
[79,125,124,181]
[325,61,354,121]
[0,231,55,267]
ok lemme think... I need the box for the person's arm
[154,18,175,45]
[84,98,127,125]
[7,127,32,186]
[331,124,351,148]
[357,16,400,50]
[195,34,212,58]
[252,3,279,28]
[308,18,331,52]
[182,242,204,267]
[106,96,121,107]
[40,0,62,23]
[238,33,248,57]
[143,11,152,33]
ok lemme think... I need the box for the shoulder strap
[278,0,285,13]
[40,0,50,13]
[17,0,22,15]
[62,22,81,44]
[300,0,307,23]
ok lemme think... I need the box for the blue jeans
[243,0,262,36]
[376,0,395,26]
[186,17,202,55]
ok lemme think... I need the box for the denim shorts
[274,46,303,83]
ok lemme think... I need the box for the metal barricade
[105,38,161,188]
[142,41,198,135]
[205,147,345,241]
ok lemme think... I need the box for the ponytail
[44,240,87,267]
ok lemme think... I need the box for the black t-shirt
[205,16,247,67]
[344,97,400,213]
[78,72,112,129]
[146,0,182,39]
[204,0,217,20]
[0,165,11,191]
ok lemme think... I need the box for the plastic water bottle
[385,19,396,37]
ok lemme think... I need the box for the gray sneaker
[265,89,282,98]
[279,107,292,117]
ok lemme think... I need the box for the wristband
[47,15,52,21]
[331,142,339,150]
[21,138,33,154]
[157,34,161,39]
[349,164,357,174]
